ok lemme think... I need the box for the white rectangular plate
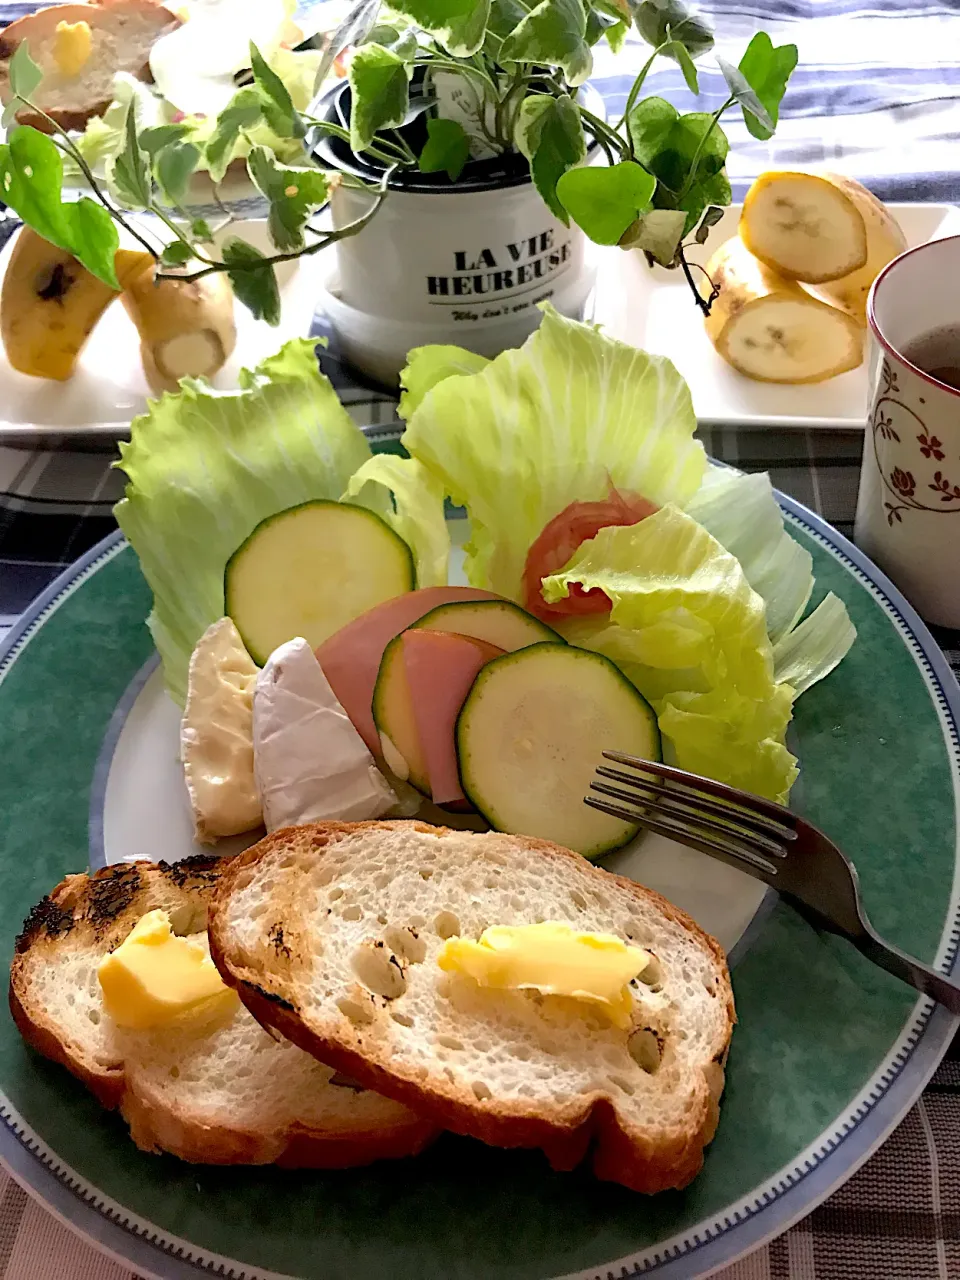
[591,202,960,430]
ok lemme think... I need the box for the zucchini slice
[411,599,562,651]
[225,500,414,664]
[456,643,661,859]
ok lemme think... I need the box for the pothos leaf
[348,43,412,151]
[484,0,526,55]
[154,140,200,206]
[221,237,282,325]
[663,35,699,93]
[737,31,799,141]
[138,123,190,158]
[618,208,686,264]
[108,103,151,208]
[388,0,491,58]
[313,0,382,95]
[500,0,593,88]
[205,88,263,183]
[628,97,731,233]
[635,0,713,59]
[694,203,724,243]
[514,95,585,222]
[246,146,331,252]
[160,240,196,266]
[68,198,122,287]
[418,117,471,181]
[2,41,42,125]
[0,128,121,287]
[717,56,773,134]
[556,161,656,245]
[249,41,303,140]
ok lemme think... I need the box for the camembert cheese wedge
[180,617,262,843]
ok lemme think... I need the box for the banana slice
[121,264,237,394]
[704,239,863,384]
[740,171,868,284]
[812,172,907,323]
[0,229,150,380]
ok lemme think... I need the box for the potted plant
[0,0,796,384]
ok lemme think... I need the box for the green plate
[0,486,958,1280]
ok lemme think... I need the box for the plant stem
[616,49,661,130]
[149,205,217,265]
[305,117,414,168]
[159,166,395,284]
[19,97,161,259]
[677,245,719,316]
[579,106,630,158]
[676,96,733,203]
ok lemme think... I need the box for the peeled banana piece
[740,170,906,322]
[1,228,151,380]
[121,264,237,395]
[704,239,863,384]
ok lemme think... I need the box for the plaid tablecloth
[2,0,960,1276]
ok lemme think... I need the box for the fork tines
[585,752,797,881]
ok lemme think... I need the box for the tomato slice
[522,487,658,621]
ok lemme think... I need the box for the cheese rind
[437,922,651,1028]
[253,637,397,830]
[181,617,262,843]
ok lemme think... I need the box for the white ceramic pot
[315,85,601,385]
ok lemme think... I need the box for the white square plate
[591,202,960,430]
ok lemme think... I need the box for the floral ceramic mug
[855,234,960,627]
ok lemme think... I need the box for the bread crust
[10,858,437,1168]
[0,0,181,132]
[209,821,736,1194]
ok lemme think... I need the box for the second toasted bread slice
[209,821,735,1193]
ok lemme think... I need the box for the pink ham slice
[317,586,498,755]
[403,630,503,806]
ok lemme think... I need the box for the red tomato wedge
[317,586,498,755]
[522,487,658,621]
[403,630,503,806]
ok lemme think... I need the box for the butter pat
[437,922,651,1028]
[98,910,238,1030]
[181,617,262,843]
[253,637,396,830]
[53,20,92,77]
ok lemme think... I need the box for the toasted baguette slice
[209,822,735,1193]
[9,857,436,1166]
[0,0,180,132]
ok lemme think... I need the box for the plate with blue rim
[0,427,957,1280]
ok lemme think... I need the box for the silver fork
[586,752,960,1013]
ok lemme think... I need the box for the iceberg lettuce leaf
[400,304,706,601]
[114,339,371,705]
[343,454,450,588]
[773,592,857,696]
[398,345,491,419]
[684,464,856,689]
[542,504,799,800]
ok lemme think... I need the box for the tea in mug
[901,324,960,391]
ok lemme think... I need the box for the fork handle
[856,927,960,1014]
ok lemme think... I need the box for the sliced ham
[317,587,498,754]
[403,630,503,806]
